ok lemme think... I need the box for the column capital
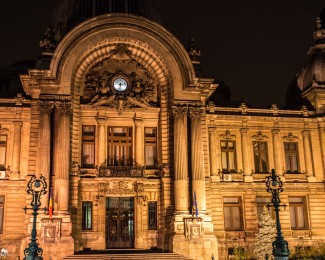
[302,129,310,136]
[38,100,54,113]
[240,128,249,134]
[96,117,106,125]
[208,126,217,133]
[272,128,280,134]
[172,105,188,118]
[13,121,23,127]
[188,106,205,118]
[55,101,71,114]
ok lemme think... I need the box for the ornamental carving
[82,44,158,112]
[105,181,137,195]
[188,106,205,118]
[55,101,71,114]
[282,132,299,142]
[171,105,188,118]
[184,217,204,243]
[38,100,54,113]
[40,218,61,243]
[219,130,236,140]
[251,131,268,141]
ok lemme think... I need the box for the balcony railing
[96,161,144,177]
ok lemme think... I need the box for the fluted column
[37,100,54,208]
[172,105,189,213]
[208,127,218,176]
[135,118,144,166]
[302,130,314,177]
[53,101,71,213]
[97,118,106,166]
[189,106,206,213]
[11,121,22,180]
[272,129,282,175]
[240,128,251,176]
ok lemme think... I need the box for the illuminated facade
[1,1,325,259]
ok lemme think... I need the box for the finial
[187,36,201,62]
[39,26,57,52]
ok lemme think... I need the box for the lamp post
[266,169,290,259]
[23,175,47,260]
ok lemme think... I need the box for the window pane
[223,197,242,231]
[108,127,132,166]
[220,140,236,172]
[148,202,157,230]
[82,126,95,167]
[82,202,92,230]
[0,135,7,166]
[221,152,227,170]
[228,152,235,170]
[144,128,157,168]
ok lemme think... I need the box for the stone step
[62,253,191,260]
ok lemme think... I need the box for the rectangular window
[253,141,269,173]
[289,197,308,229]
[256,197,274,221]
[0,135,7,168]
[144,128,157,169]
[223,197,243,231]
[107,127,132,166]
[148,201,157,230]
[82,126,95,168]
[221,140,237,173]
[82,201,92,230]
[284,142,299,173]
[0,196,4,233]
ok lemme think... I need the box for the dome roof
[297,8,325,91]
[51,0,160,42]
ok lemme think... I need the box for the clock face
[113,78,128,92]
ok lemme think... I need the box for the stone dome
[51,0,160,42]
[297,8,325,91]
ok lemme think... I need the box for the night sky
[0,1,324,107]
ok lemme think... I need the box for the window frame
[81,125,96,168]
[144,127,158,169]
[223,196,243,231]
[82,201,93,230]
[220,140,237,173]
[253,141,269,173]
[284,142,300,174]
[107,126,133,166]
[289,197,308,230]
[0,135,7,169]
[0,196,4,234]
[148,201,158,230]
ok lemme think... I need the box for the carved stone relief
[81,44,158,112]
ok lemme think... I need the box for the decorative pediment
[219,130,236,140]
[81,44,158,112]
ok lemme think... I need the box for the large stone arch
[49,13,200,102]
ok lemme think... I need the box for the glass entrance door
[106,197,134,248]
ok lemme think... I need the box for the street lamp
[23,175,48,260]
[266,169,290,260]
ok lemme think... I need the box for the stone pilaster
[272,129,282,175]
[208,127,219,181]
[53,101,71,213]
[189,106,206,213]
[172,105,189,213]
[11,121,23,180]
[97,117,106,166]
[135,117,144,166]
[240,128,251,177]
[302,130,315,181]
[37,100,54,208]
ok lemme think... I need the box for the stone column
[272,129,282,175]
[11,121,22,180]
[189,106,206,213]
[97,118,106,166]
[53,101,71,213]
[135,118,144,166]
[240,128,251,176]
[302,130,314,178]
[37,100,54,208]
[208,127,218,177]
[172,105,189,213]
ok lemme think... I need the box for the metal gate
[106,197,134,248]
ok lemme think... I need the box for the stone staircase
[62,250,192,260]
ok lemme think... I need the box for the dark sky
[0,1,324,107]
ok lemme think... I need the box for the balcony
[96,161,145,178]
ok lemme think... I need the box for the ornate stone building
[1,1,325,259]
